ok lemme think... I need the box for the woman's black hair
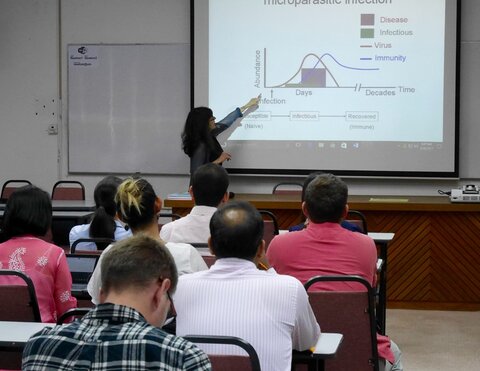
[181,107,215,157]
[89,176,123,249]
[2,185,52,239]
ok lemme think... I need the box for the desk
[0,199,95,212]
[51,200,95,212]
[292,333,343,371]
[166,194,480,310]
[369,233,394,335]
[0,321,52,369]
[0,321,51,348]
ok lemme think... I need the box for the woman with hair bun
[69,176,132,251]
[87,177,207,305]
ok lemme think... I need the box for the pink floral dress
[0,236,77,323]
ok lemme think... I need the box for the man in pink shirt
[267,173,403,371]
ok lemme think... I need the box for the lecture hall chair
[0,179,32,201]
[0,270,41,370]
[51,180,86,200]
[303,275,379,371]
[183,335,261,371]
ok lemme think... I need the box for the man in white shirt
[160,163,229,243]
[174,201,320,371]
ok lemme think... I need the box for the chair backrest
[189,243,216,267]
[0,179,32,201]
[304,275,379,371]
[51,180,86,200]
[272,182,303,195]
[183,335,261,371]
[56,307,91,325]
[258,210,279,249]
[71,237,114,253]
[0,270,42,371]
[345,210,368,234]
[0,270,41,322]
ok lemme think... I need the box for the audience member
[22,235,211,370]
[267,173,403,371]
[88,177,207,304]
[69,175,132,250]
[0,185,76,323]
[160,163,229,243]
[174,200,320,371]
[289,171,362,233]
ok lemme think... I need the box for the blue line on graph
[312,53,380,71]
[360,57,373,60]
[301,53,378,85]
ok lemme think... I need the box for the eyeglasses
[166,290,176,318]
[158,277,176,319]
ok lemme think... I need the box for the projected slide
[209,0,444,143]
[197,0,458,176]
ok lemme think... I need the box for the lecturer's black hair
[181,107,215,157]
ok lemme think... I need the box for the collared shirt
[69,219,132,251]
[87,242,207,305]
[0,236,77,323]
[160,205,217,243]
[174,258,320,371]
[267,222,377,290]
[22,303,212,371]
[267,222,394,362]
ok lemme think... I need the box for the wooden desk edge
[166,194,480,212]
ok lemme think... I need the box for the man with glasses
[22,235,211,371]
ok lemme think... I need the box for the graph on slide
[263,48,394,90]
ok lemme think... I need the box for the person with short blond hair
[22,235,211,371]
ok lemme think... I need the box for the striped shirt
[174,258,320,371]
[22,303,211,371]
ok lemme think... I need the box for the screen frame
[190,0,461,179]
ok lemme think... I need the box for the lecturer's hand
[214,151,232,165]
[240,94,261,112]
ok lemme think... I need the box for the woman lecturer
[181,96,260,176]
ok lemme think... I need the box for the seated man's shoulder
[24,325,210,370]
[347,228,376,244]
[142,328,211,367]
[160,217,192,240]
[260,270,304,290]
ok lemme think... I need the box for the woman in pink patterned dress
[0,185,77,322]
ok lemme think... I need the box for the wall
[0,0,59,191]
[0,0,479,200]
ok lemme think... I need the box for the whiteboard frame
[67,43,190,175]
